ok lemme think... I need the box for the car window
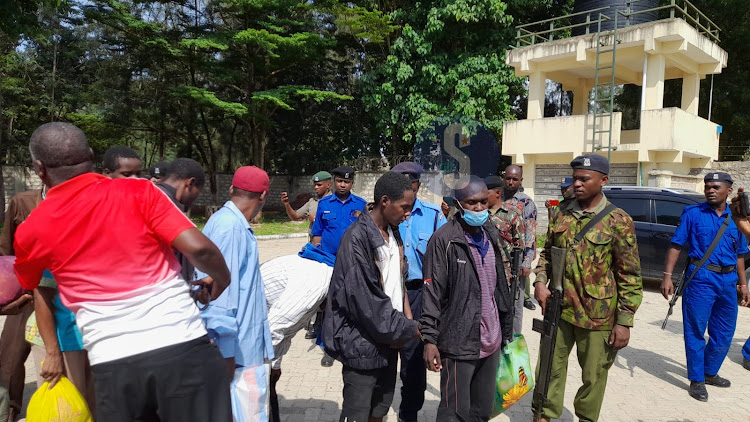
[655,200,689,226]
[608,197,649,222]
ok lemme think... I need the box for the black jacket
[322,210,418,370]
[419,218,513,360]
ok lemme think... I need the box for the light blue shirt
[197,201,274,368]
[398,198,446,281]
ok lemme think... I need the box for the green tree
[362,0,523,156]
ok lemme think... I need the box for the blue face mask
[457,202,489,227]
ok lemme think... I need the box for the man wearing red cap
[198,165,275,420]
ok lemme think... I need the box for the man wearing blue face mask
[420,175,514,422]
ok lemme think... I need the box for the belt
[404,279,424,290]
[690,258,736,274]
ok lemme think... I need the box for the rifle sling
[679,213,730,293]
[573,203,618,243]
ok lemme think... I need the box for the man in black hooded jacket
[420,176,513,422]
[323,172,421,422]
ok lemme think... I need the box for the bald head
[503,164,523,193]
[454,175,488,201]
[29,122,91,168]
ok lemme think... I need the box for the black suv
[603,186,704,280]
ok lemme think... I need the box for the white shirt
[375,227,404,312]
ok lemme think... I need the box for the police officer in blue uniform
[661,171,750,402]
[391,162,446,422]
[311,166,367,367]
[311,166,367,257]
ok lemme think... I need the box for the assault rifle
[532,246,565,418]
[661,259,690,329]
[509,248,523,322]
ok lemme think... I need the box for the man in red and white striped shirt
[13,122,234,422]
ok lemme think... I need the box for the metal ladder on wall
[588,10,620,160]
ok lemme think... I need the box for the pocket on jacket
[416,232,431,256]
[582,230,615,300]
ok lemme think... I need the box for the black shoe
[704,374,731,388]
[321,353,335,367]
[743,358,750,371]
[304,324,320,339]
[524,300,536,310]
[688,381,708,402]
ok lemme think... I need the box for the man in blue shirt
[198,166,275,420]
[391,162,446,422]
[661,172,749,402]
[311,166,367,367]
[311,166,367,256]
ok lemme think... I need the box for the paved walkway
[10,236,750,421]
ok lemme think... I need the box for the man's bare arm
[172,228,231,300]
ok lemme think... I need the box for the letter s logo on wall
[442,123,471,190]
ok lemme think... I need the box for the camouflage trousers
[533,320,617,422]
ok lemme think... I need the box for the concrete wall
[0,167,445,215]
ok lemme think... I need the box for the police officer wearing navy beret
[390,162,446,422]
[311,165,367,367]
[662,171,749,402]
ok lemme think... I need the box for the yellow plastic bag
[26,376,93,422]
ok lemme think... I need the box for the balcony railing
[515,0,721,48]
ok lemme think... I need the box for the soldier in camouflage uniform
[532,155,643,422]
[486,175,526,334]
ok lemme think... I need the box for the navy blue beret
[484,176,504,190]
[560,177,573,188]
[704,172,733,185]
[391,162,424,181]
[570,154,609,175]
[331,166,355,180]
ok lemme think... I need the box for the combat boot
[688,381,708,402]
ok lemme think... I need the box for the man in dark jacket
[420,176,513,422]
[155,158,206,283]
[323,172,420,422]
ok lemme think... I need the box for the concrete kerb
[256,233,309,241]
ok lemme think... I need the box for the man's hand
[0,293,32,315]
[189,277,213,305]
[40,349,64,389]
[225,357,236,379]
[521,267,531,277]
[660,277,674,300]
[544,200,553,210]
[441,201,450,218]
[739,285,750,307]
[608,325,631,351]
[534,282,551,315]
[281,192,290,205]
[424,343,442,372]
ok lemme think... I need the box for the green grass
[190,212,309,237]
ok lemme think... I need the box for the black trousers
[0,305,33,414]
[340,355,398,422]
[399,287,426,421]
[91,336,232,422]
[437,349,500,422]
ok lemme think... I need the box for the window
[655,200,689,226]
[608,197,649,222]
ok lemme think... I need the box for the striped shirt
[465,230,501,358]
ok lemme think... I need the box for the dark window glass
[655,200,689,226]
[608,197,649,222]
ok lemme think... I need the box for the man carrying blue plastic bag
[198,166,275,421]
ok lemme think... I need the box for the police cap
[560,177,573,188]
[391,162,423,181]
[312,171,332,182]
[484,176,504,190]
[704,172,733,185]
[331,166,355,180]
[570,154,609,175]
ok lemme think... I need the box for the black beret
[484,176,504,190]
[331,166,355,180]
[704,172,733,185]
[391,162,423,181]
[570,154,609,175]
